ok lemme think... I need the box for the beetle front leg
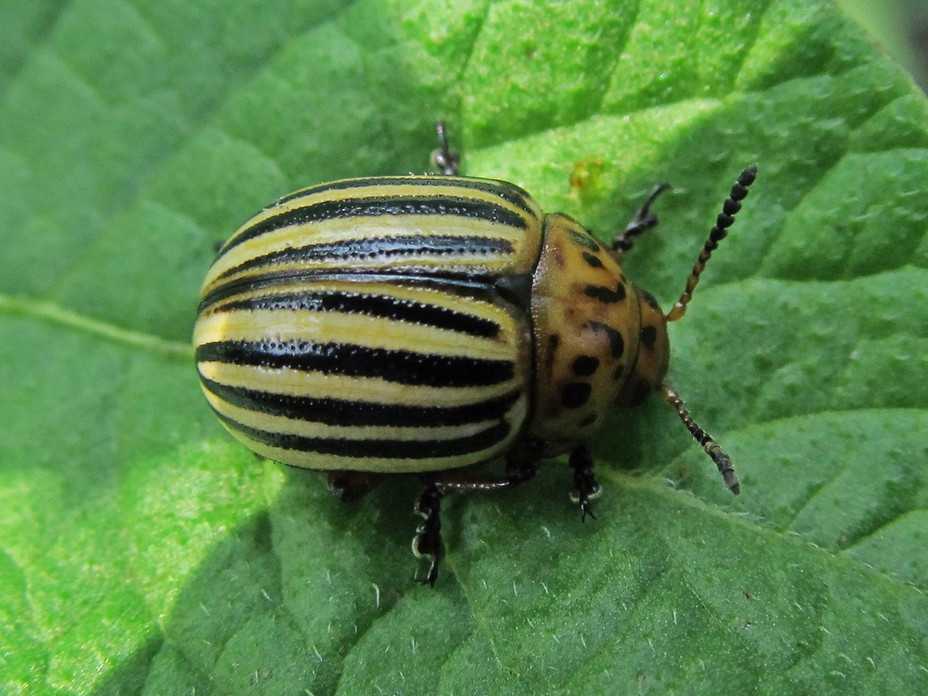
[612,183,671,255]
[569,445,601,521]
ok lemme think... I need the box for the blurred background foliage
[839,0,928,88]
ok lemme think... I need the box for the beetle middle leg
[568,445,601,521]
[412,452,539,586]
[430,120,460,176]
[612,182,671,255]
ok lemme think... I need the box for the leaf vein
[0,293,191,360]
[600,468,927,596]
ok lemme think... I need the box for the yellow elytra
[193,122,757,584]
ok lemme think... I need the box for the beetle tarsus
[413,483,444,586]
[569,446,601,522]
[613,182,672,255]
[431,120,460,176]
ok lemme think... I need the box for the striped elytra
[196,176,542,473]
[194,155,759,584]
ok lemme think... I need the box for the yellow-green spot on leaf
[568,156,607,205]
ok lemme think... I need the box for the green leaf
[2,1,927,693]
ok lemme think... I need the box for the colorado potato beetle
[194,123,756,584]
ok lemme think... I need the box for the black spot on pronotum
[630,380,652,407]
[588,321,624,358]
[572,355,599,377]
[640,326,657,350]
[568,229,600,252]
[582,251,604,269]
[584,282,626,304]
[640,289,661,312]
[562,382,591,408]
[579,414,597,427]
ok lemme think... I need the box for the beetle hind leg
[569,446,601,521]
[612,182,671,255]
[412,483,445,586]
[411,453,540,585]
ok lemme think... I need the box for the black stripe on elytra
[640,325,658,350]
[200,375,522,427]
[198,270,497,314]
[217,195,527,259]
[584,281,626,304]
[272,177,537,217]
[561,382,591,409]
[215,410,511,459]
[215,234,514,283]
[196,340,514,387]
[209,290,500,339]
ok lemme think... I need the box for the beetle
[194,122,756,584]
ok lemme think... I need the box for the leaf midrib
[0,293,191,360]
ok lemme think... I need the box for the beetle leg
[412,482,445,586]
[411,455,540,585]
[568,445,601,521]
[430,120,460,176]
[612,183,671,255]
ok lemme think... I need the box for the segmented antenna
[661,384,740,495]
[666,165,758,322]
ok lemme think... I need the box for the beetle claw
[569,446,601,523]
[416,560,440,587]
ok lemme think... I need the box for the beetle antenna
[666,165,757,322]
[661,383,740,495]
